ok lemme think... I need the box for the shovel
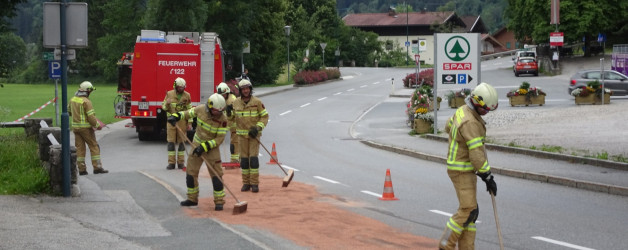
[254,138,294,187]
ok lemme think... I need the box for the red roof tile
[343,11,456,27]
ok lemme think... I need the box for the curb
[360,140,628,197]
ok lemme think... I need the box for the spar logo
[445,36,470,62]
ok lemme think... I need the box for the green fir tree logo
[445,36,470,61]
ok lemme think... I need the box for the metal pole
[287,38,290,83]
[60,0,71,197]
[601,58,605,105]
[55,79,59,126]
[406,1,409,66]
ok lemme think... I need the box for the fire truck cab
[115,30,224,140]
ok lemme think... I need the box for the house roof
[481,33,504,48]
[342,11,460,27]
[460,16,488,33]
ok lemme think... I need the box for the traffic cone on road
[379,169,399,201]
[266,143,280,164]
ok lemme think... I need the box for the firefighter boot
[180,200,198,206]
[212,176,226,211]
[78,160,88,175]
[166,164,175,170]
[182,174,198,206]
[93,160,109,174]
[251,185,259,193]
[215,204,223,211]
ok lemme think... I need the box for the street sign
[550,32,564,46]
[435,33,480,86]
[405,41,410,47]
[49,60,61,79]
[242,40,250,53]
[43,52,54,61]
[414,54,420,65]
[43,2,88,48]
[597,33,606,43]
[419,39,427,52]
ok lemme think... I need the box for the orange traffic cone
[379,169,399,201]
[266,143,279,164]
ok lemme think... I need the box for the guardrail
[481,50,517,61]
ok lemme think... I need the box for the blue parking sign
[457,74,467,84]
[49,60,61,79]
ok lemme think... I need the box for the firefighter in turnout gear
[439,82,499,250]
[217,82,239,163]
[169,93,229,210]
[69,81,108,175]
[234,79,268,193]
[162,77,192,170]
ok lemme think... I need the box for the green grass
[0,130,50,195]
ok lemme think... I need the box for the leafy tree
[0,0,26,33]
[144,0,208,32]
[0,32,26,77]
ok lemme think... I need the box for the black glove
[248,126,259,138]
[193,141,210,157]
[477,172,497,196]
[168,112,181,126]
[226,104,233,117]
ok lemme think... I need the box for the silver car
[568,69,628,96]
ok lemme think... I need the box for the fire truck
[115,30,225,141]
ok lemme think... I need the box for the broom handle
[254,137,289,175]
[175,126,242,204]
[491,192,505,250]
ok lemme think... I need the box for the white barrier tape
[14,97,57,122]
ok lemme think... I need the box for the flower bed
[293,68,341,85]
[446,89,471,108]
[403,69,434,88]
[570,80,612,105]
[406,85,436,133]
[506,82,546,107]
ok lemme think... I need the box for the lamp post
[284,25,291,83]
[320,42,327,67]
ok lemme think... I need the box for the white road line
[342,76,354,80]
[318,97,327,101]
[361,190,381,198]
[347,88,355,92]
[373,81,380,85]
[360,85,368,88]
[279,110,292,116]
[300,103,311,108]
[429,210,453,217]
[313,176,340,184]
[333,92,342,95]
[532,236,596,250]
[278,164,299,172]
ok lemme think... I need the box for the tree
[0,0,25,33]
[144,0,208,32]
[0,32,26,77]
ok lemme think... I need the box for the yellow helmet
[470,82,498,111]
[207,93,226,111]
[174,77,186,88]
[216,82,231,94]
[79,81,95,91]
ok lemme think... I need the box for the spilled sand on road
[183,168,438,249]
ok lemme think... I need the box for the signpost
[550,32,564,47]
[434,33,480,134]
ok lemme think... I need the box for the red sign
[443,63,472,70]
[550,32,564,46]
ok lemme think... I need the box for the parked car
[512,50,537,65]
[568,69,628,95]
[513,57,538,76]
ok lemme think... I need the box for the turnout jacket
[179,106,228,150]
[69,95,98,129]
[162,90,192,116]
[224,93,237,132]
[444,105,491,174]
[233,96,269,136]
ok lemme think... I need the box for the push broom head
[282,169,295,187]
[232,201,248,215]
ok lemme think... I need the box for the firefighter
[233,79,268,193]
[69,81,108,175]
[168,93,228,210]
[162,77,192,170]
[217,82,239,163]
[439,82,499,250]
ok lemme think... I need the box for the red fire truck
[115,30,225,140]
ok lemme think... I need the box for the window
[506,42,511,49]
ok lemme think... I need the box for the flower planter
[509,95,545,106]
[413,119,432,134]
[575,93,610,105]
[448,97,465,108]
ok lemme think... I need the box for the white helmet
[216,82,230,94]
[470,82,498,111]
[174,77,186,88]
[207,93,226,111]
[238,79,252,90]
[79,81,95,91]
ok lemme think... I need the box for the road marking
[532,236,596,250]
[342,76,354,80]
[279,164,299,172]
[314,176,340,184]
[429,210,453,217]
[361,190,381,198]
[360,85,368,88]
[138,170,185,202]
[300,103,311,108]
[373,81,380,85]
[318,97,327,101]
[334,92,342,95]
[279,110,292,116]
[347,88,355,92]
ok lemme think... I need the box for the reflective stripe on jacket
[181,106,228,148]
[445,105,490,173]
[70,96,98,129]
[233,96,269,136]
[162,90,192,116]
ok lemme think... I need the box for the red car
[513,57,538,77]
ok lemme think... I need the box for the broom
[254,138,294,187]
[175,126,248,215]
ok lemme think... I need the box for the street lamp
[320,43,327,67]
[284,25,291,83]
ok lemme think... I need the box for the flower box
[413,119,432,134]
[575,93,610,105]
[448,97,465,108]
[509,95,545,106]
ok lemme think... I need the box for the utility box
[43,2,88,48]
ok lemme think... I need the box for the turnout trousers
[166,120,187,166]
[238,134,260,185]
[73,128,104,172]
[440,169,478,250]
[184,149,225,205]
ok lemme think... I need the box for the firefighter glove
[193,142,210,156]
[248,126,259,138]
[168,112,182,126]
[478,172,497,196]
[226,104,233,117]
